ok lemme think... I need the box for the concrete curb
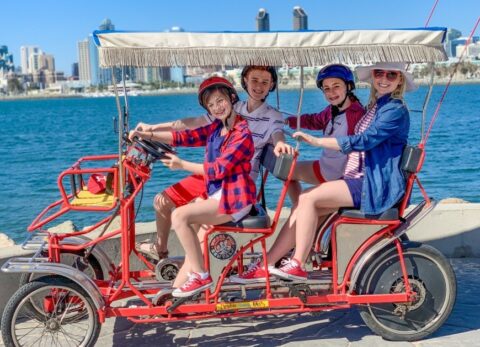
[0,202,478,315]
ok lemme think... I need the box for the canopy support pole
[111,68,124,196]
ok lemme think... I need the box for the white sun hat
[355,62,417,92]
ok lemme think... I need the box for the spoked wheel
[18,250,103,321]
[1,276,101,347]
[357,242,456,341]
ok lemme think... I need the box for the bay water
[1,85,479,243]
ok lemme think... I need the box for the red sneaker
[229,259,273,284]
[270,258,307,281]
[172,272,213,298]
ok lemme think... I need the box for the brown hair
[201,85,235,111]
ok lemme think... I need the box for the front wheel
[1,276,101,347]
[357,242,456,341]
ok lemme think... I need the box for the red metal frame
[30,142,427,323]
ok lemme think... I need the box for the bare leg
[292,180,353,266]
[287,161,321,205]
[173,224,208,288]
[171,199,232,279]
[153,192,176,255]
[265,205,299,266]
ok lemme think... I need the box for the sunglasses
[373,69,400,81]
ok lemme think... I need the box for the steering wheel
[133,137,176,160]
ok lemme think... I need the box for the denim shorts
[344,178,363,209]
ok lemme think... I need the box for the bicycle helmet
[198,76,239,110]
[241,65,278,92]
[316,64,355,91]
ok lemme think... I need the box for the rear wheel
[18,250,103,320]
[357,242,456,341]
[1,276,101,347]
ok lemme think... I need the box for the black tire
[18,250,104,321]
[357,242,456,341]
[1,276,101,347]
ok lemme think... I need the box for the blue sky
[2,0,479,73]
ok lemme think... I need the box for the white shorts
[210,189,252,222]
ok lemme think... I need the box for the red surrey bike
[1,27,456,346]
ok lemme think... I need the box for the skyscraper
[77,39,91,82]
[20,46,40,73]
[99,18,115,31]
[0,46,14,76]
[256,8,270,32]
[77,18,117,86]
[169,26,186,84]
[293,6,308,31]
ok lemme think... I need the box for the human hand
[292,131,321,147]
[273,141,295,157]
[128,129,139,142]
[160,153,183,170]
[134,122,152,132]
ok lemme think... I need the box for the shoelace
[243,259,262,275]
[181,273,199,289]
[280,258,298,271]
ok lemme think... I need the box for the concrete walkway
[85,258,479,347]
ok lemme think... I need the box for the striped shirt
[343,105,377,179]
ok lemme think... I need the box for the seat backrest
[398,144,426,216]
[260,144,293,181]
[258,143,296,230]
[401,145,424,174]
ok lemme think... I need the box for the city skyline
[3,0,479,73]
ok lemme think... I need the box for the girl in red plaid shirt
[129,77,255,297]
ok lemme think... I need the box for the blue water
[1,85,479,243]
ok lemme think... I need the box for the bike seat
[339,208,399,221]
[221,204,270,229]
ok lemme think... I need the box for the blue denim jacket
[337,94,410,215]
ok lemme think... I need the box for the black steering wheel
[132,137,176,160]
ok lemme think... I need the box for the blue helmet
[316,64,355,91]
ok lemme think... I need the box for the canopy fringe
[99,45,447,68]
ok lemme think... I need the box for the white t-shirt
[204,100,284,180]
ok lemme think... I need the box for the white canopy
[94,28,447,68]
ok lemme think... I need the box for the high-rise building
[77,39,91,82]
[77,19,118,86]
[445,28,462,57]
[20,46,40,73]
[71,63,79,80]
[256,8,270,32]
[0,46,14,74]
[169,26,186,84]
[99,18,115,31]
[293,6,308,31]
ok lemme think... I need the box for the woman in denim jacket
[230,62,417,284]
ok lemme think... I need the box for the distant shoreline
[1,79,479,101]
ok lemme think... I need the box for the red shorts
[163,174,207,207]
[312,161,327,184]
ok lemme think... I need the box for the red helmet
[198,76,239,109]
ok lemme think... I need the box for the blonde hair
[367,73,407,109]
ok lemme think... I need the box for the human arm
[272,131,295,156]
[292,131,341,151]
[337,103,409,154]
[285,108,330,130]
[128,128,173,144]
[160,153,204,175]
[132,115,210,133]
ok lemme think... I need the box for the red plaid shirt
[171,115,256,215]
